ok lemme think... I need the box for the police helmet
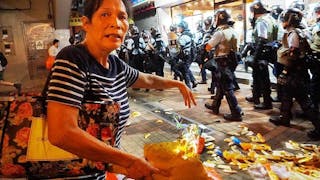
[130,26,139,35]
[177,21,189,31]
[250,1,268,15]
[271,5,283,20]
[150,27,157,36]
[154,30,161,38]
[169,24,177,32]
[141,30,150,39]
[204,16,213,26]
[279,8,303,28]
[315,3,320,13]
[214,9,232,26]
[290,0,305,11]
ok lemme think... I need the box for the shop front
[154,0,318,45]
[154,0,251,46]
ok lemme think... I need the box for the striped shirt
[47,44,139,147]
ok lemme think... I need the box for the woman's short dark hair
[84,0,132,20]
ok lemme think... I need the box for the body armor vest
[214,25,237,57]
[278,28,310,67]
[253,14,278,43]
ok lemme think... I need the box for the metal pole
[243,0,247,44]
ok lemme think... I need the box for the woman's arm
[47,101,159,179]
[131,72,196,108]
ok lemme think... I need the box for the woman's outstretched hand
[177,82,197,108]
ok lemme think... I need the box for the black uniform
[205,19,242,121]
[270,8,320,140]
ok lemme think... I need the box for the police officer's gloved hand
[277,70,288,85]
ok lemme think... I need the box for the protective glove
[277,70,288,86]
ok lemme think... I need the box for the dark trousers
[212,59,241,115]
[252,62,272,105]
[180,55,195,89]
[200,65,207,82]
[310,55,320,109]
[311,74,320,109]
[131,54,144,72]
[280,73,320,130]
[170,56,183,80]
[274,62,284,100]
[153,54,165,77]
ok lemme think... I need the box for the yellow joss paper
[144,133,151,139]
[250,133,266,143]
[144,142,210,180]
[131,111,141,118]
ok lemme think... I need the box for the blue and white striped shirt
[47,44,139,147]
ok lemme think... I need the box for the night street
[121,66,320,179]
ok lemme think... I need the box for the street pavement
[121,63,320,179]
[1,62,319,179]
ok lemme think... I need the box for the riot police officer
[201,17,216,94]
[289,0,304,11]
[142,30,155,74]
[289,0,308,29]
[151,30,166,77]
[195,18,211,84]
[167,24,183,81]
[127,26,146,72]
[177,21,198,89]
[271,5,283,20]
[246,1,277,110]
[269,8,320,140]
[204,9,242,121]
[310,3,320,110]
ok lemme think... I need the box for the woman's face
[82,0,129,51]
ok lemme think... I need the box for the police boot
[208,87,215,94]
[204,102,219,115]
[223,113,242,122]
[254,96,273,110]
[254,103,273,110]
[192,81,198,88]
[233,81,240,91]
[269,115,290,127]
[245,96,260,104]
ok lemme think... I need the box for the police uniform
[143,34,155,74]
[177,25,197,89]
[151,33,166,77]
[270,8,320,140]
[206,24,242,121]
[127,34,146,72]
[310,22,320,109]
[251,13,276,109]
[167,29,183,81]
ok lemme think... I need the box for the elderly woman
[46,0,196,179]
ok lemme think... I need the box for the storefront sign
[154,0,189,8]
